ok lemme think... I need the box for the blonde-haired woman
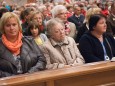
[76,7,102,43]
[0,12,46,78]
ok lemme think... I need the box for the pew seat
[0,61,115,86]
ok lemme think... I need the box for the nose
[104,22,107,27]
[10,25,14,30]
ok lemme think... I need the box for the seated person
[41,18,85,69]
[76,7,101,43]
[51,5,77,39]
[0,12,46,78]
[79,14,115,63]
[27,21,48,45]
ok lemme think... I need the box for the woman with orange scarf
[0,12,46,78]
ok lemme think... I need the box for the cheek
[4,27,9,32]
[36,29,39,34]
[30,30,33,33]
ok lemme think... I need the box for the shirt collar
[49,37,69,47]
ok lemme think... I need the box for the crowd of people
[0,0,115,78]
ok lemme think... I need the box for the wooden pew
[0,61,115,86]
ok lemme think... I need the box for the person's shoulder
[41,39,53,50]
[66,36,75,43]
[22,36,34,43]
[0,38,6,54]
[79,32,92,42]
[40,33,47,38]
[104,33,114,40]
[23,36,33,40]
[68,14,74,19]
[80,14,85,17]
[80,32,90,38]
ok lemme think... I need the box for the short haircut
[0,12,22,34]
[89,14,106,31]
[46,18,65,37]
[51,5,67,18]
[23,7,35,19]
[73,5,81,11]
[85,7,101,23]
[30,11,44,22]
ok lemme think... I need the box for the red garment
[65,21,71,35]
[101,10,109,17]
[81,9,86,16]
[39,25,44,32]
[65,0,70,3]
[66,11,73,18]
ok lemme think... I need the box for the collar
[75,14,80,18]
[49,36,69,47]
[86,23,89,30]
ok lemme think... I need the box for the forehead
[96,17,106,24]
[34,13,42,17]
[58,9,67,13]
[75,7,81,10]
[98,17,106,21]
[6,17,18,23]
[53,23,64,30]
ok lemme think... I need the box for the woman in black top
[79,14,115,63]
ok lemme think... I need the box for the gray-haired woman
[41,18,85,69]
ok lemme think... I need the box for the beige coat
[40,36,85,69]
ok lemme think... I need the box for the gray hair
[51,5,67,18]
[46,18,65,37]
[38,5,46,13]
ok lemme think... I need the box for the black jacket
[0,37,46,78]
[79,32,115,63]
[68,14,85,30]
[76,23,88,43]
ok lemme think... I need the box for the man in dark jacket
[68,5,85,31]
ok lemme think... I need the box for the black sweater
[79,32,115,63]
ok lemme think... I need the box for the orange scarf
[2,32,23,56]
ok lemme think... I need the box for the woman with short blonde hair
[0,12,46,78]
[0,12,22,33]
[85,7,101,23]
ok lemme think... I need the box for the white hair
[51,5,67,18]
[38,5,46,13]
[46,18,65,37]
